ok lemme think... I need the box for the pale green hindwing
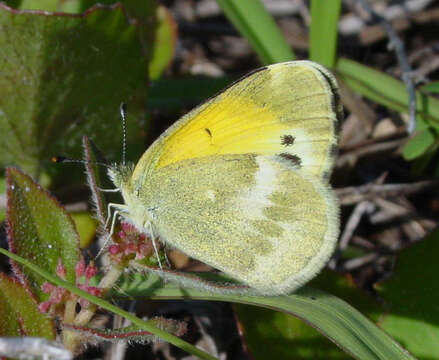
[130,154,339,295]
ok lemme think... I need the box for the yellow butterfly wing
[112,61,342,295]
[133,60,342,184]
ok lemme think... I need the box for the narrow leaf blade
[310,0,342,68]
[116,273,415,360]
[216,0,294,64]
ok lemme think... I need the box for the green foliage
[0,273,55,338]
[375,228,439,358]
[310,0,342,68]
[402,129,436,160]
[422,81,439,93]
[70,212,98,248]
[117,272,414,360]
[235,270,382,359]
[0,3,148,178]
[216,0,294,64]
[0,1,437,359]
[336,58,439,126]
[7,168,80,299]
[0,1,175,181]
[148,5,176,80]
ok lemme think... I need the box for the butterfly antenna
[52,156,110,169]
[120,103,127,166]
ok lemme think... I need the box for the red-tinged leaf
[82,135,110,230]
[6,167,80,301]
[0,273,55,338]
[64,317,186,344]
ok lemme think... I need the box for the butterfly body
[109,61,342,295]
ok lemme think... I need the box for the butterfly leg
[148,223,163,270]
[163,247,171,267]
[95,209,121,260]
[96,202,127,259]
[97,187,120,193]
[105,202,124,228]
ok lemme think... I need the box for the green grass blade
[310,0,342,68]
[216,0,294,64]
[336,58,439,128]
[117,273,415,360]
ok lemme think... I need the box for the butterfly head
[107,162,134,191]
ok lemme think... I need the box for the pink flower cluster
[38,257,103,313]
[108,222,154,264]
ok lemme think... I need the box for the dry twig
[353,0,417,134]
[336,180,438,206]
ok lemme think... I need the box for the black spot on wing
[281,134,295,146]
[279,153,302,168]
[205,128,212,137]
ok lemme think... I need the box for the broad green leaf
[0,3,148,178]
[6,168,80,300]
[310,0,341,68]
[0,273,55,338]
[79,1,176,79]
[336,58,439,129]
[402,129,436,160]
[375,228,439,359]
[14,0,58,11]
[115,273,414,360]
[216,0,294,64]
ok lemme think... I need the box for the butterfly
[108,61,342,295]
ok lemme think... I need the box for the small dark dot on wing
[281,134,295,146]
[279,153,302,168]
